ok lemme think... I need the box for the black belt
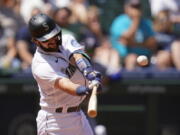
[55,106,80,113]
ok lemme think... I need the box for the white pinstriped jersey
[32,34,88,109]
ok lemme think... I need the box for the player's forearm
[71,53,101,82]
[55,77,91,96]
[70,53,84,65]
[55,78,80,96]
[70,53,93,76]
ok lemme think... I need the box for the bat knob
[88,110,97,118]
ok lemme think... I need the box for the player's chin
[47,44,59,51]
[48,47,59,52]
[40,45,59,52]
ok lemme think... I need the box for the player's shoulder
[62,34,75,42]
[32,51,44,73]
[62,34,82,48]
[32,50,56,65]
[32,51,50,71]
[32,54,55,78]
[32,50,44,63]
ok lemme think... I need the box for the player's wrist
[76,85,91,96]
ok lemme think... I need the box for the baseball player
[28,13,102,135]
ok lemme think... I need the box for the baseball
[137,55,148,66]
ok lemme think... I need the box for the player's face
[38,35,60,52]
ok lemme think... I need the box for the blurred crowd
[0,0,180,81]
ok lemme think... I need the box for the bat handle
[87,86,98,118]
[91,85,97,95]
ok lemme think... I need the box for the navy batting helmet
[28,13,61,41]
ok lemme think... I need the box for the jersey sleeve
[32,63,67,89]
[62,34,85,59]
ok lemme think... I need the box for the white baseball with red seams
[137,55,148,66]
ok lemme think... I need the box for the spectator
[45,0,71,9]
[53,7,72,28]
[153,10,180,70]
[0,0,25,33]
[79,6,121,80]
[53,7,76,37]
[149,0,180,37]
[19,0,45,23]
[79,6,104,57]
[93,37,121,81]
[0,21,18,72]
[149,0,180,23]
[68,0,89,25]
[110,0,157,71]
[16,8,41,72]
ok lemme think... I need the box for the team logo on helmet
[42,22,49,31]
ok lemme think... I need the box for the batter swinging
[28,13,102,135]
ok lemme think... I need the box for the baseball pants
[36,109,94,135]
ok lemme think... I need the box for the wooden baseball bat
[87,86,98,118]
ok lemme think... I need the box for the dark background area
[1,71,180,135]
